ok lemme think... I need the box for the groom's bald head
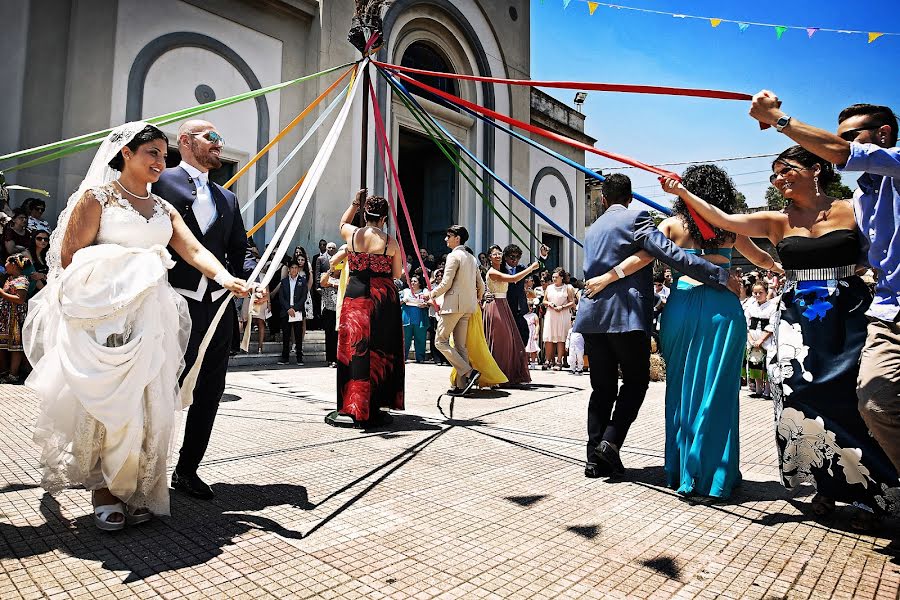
[178,119,222,172]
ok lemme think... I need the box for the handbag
[304,290,314,320]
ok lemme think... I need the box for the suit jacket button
[191,191,197,196]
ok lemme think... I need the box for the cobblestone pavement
[0,362,897,599]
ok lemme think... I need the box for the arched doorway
[397,41,458,258]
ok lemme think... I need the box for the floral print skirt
[336,266,405,422]
[770,276,898,515]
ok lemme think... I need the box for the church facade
[1,0,590,273]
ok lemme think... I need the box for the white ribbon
[240,82,349,217]
[180,61,368,406]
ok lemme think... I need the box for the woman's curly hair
[672,164,738,248]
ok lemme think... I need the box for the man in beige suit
[422,225,485,393]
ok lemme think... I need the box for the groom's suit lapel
[168,166,203,239]
[209,183,232,236]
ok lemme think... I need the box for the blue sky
[530,0,900,208]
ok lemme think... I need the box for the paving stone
[0,364,898,598]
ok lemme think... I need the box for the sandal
[126,507,154,526]
[93,502,126,531]
[810,493,835,517]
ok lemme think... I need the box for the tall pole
[359,64,370,194]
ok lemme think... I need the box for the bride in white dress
[24,122,249,531]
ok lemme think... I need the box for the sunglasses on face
[190,131,225,146]
[839,124,879,142]
[769,164,808,184]
[35,237,49,242]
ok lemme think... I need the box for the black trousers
[281,317,304,361]
[322,308,337,363]
[310,288,322,330]
[177,295,235,476]
[583,331,650,462]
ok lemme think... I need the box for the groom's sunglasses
[190,131,226,146]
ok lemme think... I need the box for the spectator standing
[25,198,50,233]
[400,275,430,363]
[319,265,339,367]
[2,208,30,262]
[278,260,308,365]
[542,267,575,370]
[0,254,30,384]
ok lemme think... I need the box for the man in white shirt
[152,119,248,500]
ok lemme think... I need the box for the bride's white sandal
[126,507,154,526]
[93,502,126,532]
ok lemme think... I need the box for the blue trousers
[404,323,428,362]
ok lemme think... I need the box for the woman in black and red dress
[326,190,405,428]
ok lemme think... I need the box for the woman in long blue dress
[669,146,899,528]
[595,165,778,498]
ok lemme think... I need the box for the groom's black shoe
[172,471,215,500]
[584,463,609,478]
[594,441,626,476]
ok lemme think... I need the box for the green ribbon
[383,74,538,250]
[0,61,356,170]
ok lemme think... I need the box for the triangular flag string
[547,1,899,42]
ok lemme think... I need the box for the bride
[24,122,249,531]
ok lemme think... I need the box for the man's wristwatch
[775,115,792,132]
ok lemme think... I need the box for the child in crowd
[565,316,584,375]
[523,301,540,369]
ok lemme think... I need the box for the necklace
[114,179,151,200]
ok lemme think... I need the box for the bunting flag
[554,1,897,45]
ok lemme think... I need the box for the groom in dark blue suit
[573,174,739,479]
[153,119,248,499]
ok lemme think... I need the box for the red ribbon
[368,80,439,303]
[372,60,753,102]
[388,69,717,239]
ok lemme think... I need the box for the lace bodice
[91,184,173,249]
[486,270,508,294]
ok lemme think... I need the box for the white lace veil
[47,121,150,280]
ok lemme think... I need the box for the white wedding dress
[25,183,191,516]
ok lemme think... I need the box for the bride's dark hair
[108,125,168,171]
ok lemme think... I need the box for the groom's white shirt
[171,161,228,302]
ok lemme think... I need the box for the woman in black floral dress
[327,190,404,427]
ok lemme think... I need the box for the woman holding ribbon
[330,190,404,427]
[24,122,248,531]
[589,165,777,500]
[484,247,538,385]
[665,146,897,526]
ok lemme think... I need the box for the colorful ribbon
[386,68,716,239]
[372,60,753,101]
[225,66,354,189]
[380,67,583,247]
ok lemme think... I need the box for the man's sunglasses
[190,131,225,146]
[839,124,880,142]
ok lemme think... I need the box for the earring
[814,176,821,197]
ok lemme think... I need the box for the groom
[153,119,248,500]
[574,174,739,479]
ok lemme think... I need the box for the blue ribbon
[378,67,583,248]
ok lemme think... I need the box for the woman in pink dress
[542,267,575,370]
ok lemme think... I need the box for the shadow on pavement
[0,483,311,582]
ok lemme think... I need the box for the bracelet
[213,269,235,287]
[613,265,626,279]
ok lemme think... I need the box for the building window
[400,41,459,110]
